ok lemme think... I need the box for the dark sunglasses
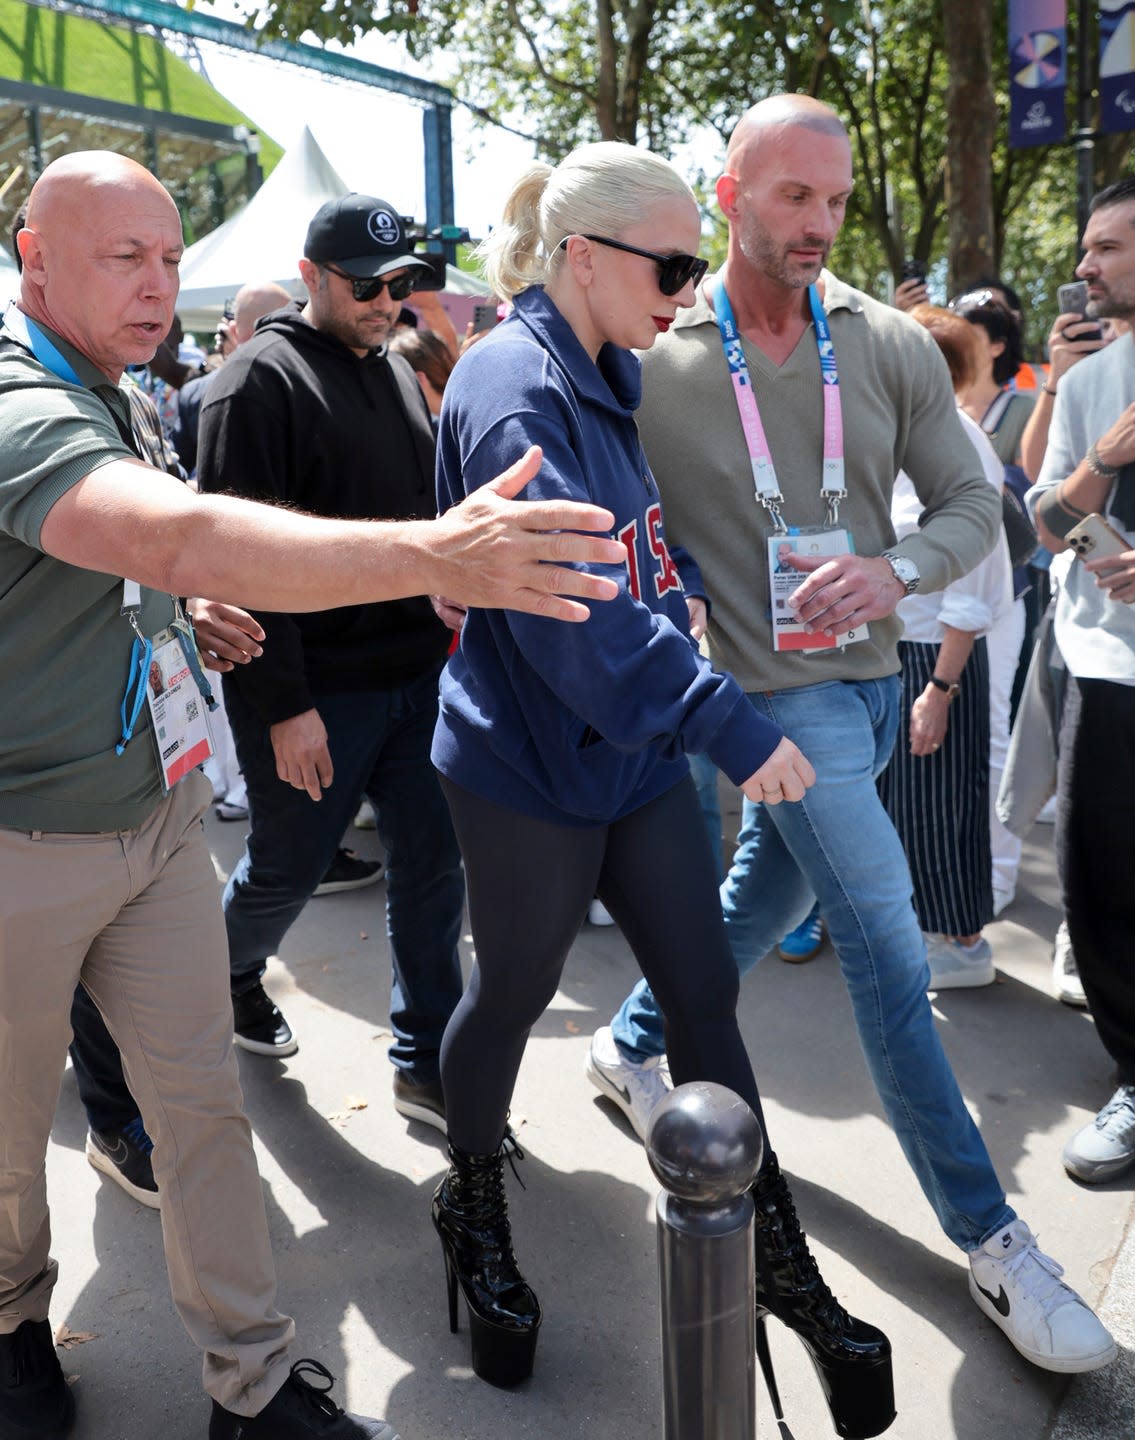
[566,235,708,297]
[322,264,419,303]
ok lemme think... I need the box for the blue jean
[223,665,464,1081]
[612,677,1014,1252]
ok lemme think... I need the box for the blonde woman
[427,142,894,1439]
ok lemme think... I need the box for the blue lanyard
[117,632,154,755]
[3,307,85,385]
[713,281,847,529]
[24,317,84,386]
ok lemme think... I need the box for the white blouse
[892,408,1014,643]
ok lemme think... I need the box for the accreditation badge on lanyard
[118,583,217,794]
[713,281,867,652]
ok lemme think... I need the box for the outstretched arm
[39,445,625,623]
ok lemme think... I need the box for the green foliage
[246,0,1133,356]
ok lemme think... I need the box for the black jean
[69,983,138,1133]
[438,773,767,1155]
[1056,675,1135,1085]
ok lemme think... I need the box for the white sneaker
[925,933,995,990]
[584,1025,672,1140]
[587,898,616,927]
[1063,1086,1135,1183]
[968,1219,1116,1373]
[1052,922,1087,1008]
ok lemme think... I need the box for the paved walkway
[44,807,1134,1440]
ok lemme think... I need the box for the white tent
[176,125,488,338]
[0,248,18,309]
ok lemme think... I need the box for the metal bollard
[647,1082,764,1440]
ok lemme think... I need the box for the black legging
[439,773,767,1154]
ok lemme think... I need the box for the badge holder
[117,582,216,792]
[768,527,866,652]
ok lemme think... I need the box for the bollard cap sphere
[645,1082,764,1204]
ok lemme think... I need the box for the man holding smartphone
[1029,177,1135,1184]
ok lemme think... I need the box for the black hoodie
[197,304,449,725]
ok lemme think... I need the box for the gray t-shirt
[0,311,176,831]
[1029,332,1135,684]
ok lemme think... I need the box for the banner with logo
[1100,0,1135,133]
[1008,0,1067,148]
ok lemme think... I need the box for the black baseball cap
[304,194,432,280]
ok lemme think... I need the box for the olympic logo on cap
[367,209,400,245]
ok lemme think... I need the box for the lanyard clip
[825,492,846,528]
[764,499,788,536]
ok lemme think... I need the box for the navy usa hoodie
[432,286,784,826]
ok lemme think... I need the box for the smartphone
[472,302,500,334]
[1055,280,1103,343]
[411,252,448,292]
[900,258,927,285]
[1067,513,1130,562]
[1057,280,1090,316]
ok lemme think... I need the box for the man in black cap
[198,195,462,1129]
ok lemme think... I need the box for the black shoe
[85,1117,160,1209]
[752,1156,895,1439]
[313,849,384,897]
[392,1072,447,1134]
[0,1319,75,1440]
[432,1141,541,1388]
[232,983,299,1057]
[208,1359,398,1439]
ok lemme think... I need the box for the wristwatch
[928,675,961,701]
[881,551,920,595]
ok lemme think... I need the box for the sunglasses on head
[564,235,708,297]
[322,264,419,303]
[948,288,1006,314]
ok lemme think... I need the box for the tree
[941,0,995,291]
[242,0,1129,349]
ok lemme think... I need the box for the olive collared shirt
[0,309,176,831]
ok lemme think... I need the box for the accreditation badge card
[768,529,869,653]
[145,627,215,791]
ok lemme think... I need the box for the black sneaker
[0,1318,75,1440]
[391,1072,446,1134]
[85,1117,159,1209]
[232,983,299,1057]
[391,1073,521,1155]
[208,1359,399,1439]
[312,849,384,897]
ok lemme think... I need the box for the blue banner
[1008,0,1067,148]
[1100,0,1135,133]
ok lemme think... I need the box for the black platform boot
[752,1155,896,1439]
[431,1141,541,1388]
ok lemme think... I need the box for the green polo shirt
[0,309,176,831]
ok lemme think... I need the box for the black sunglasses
[322,264,419,303]
[566,235,708,297]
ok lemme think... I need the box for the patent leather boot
[752,1155,896,1439]
[431,1140,541,1387]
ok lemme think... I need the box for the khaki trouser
[0,771,294,1414]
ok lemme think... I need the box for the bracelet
[1040,381,1057,396]
[1086,441,1119,479]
